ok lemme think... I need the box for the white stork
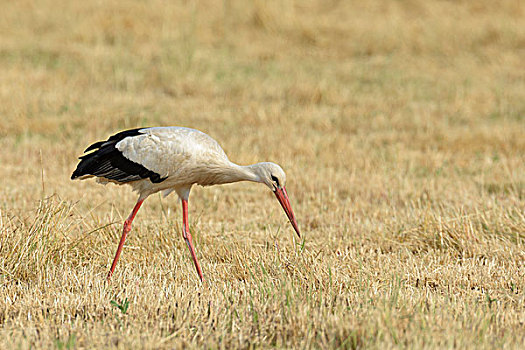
[71,127,300,281]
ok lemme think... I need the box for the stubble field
[1,0,524,348]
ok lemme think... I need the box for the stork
[71,127,300,281]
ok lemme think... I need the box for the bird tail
[71,150,106,180]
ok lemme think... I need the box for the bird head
[253,162,301,238]
[255,162,287,190]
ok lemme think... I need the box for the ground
[0,0,524,348]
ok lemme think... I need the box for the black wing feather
[84,141,105,153]
[71,128,166,184]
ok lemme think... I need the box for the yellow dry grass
[1,0,524,348]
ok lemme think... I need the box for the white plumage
[72,126,300,281]
[116,127,257,196]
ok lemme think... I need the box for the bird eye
[271,175,280,188]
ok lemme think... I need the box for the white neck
[204,162,262,186]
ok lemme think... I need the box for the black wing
[71,128,166,184]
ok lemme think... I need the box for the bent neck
[210,162,262,185]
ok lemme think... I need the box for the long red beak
[274,186,301,238]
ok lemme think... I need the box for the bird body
[73,127,265,198]
[72,126,300,281]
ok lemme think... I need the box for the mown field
[1,0,524,348]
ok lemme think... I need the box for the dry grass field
[1,0,524,348]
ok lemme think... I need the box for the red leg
[106,199,145,280]
[182,199,204,281]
